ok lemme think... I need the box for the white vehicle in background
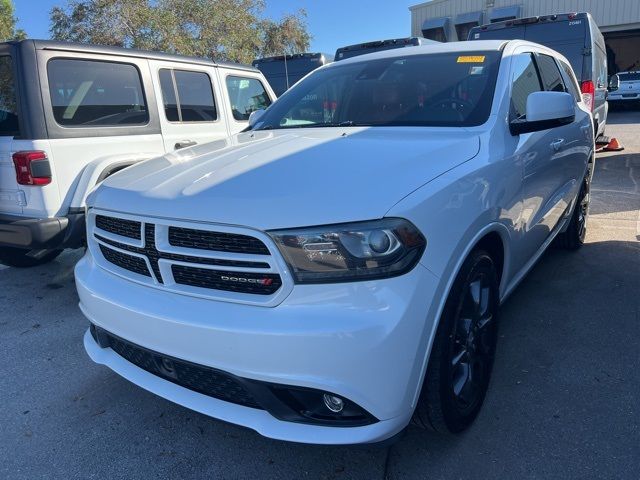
[76,40,594,445]
[0,40,275,267]
[608,71,640,106]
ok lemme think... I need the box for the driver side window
[510,53,543,120]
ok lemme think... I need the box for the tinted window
[618,72,640,82]
[559,60,582,102]
[159,69,217,122]
[511,54,543,119]
[0,56,19,136]
[174,70,217,122]
[158,69,179,122]
[225,76,271,121]
[253,51,502,129]
[47,59,148,126]
[537,54,566,93]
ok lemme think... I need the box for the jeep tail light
[12,151,52,186]
[581,80,595,112]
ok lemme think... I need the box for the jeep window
[47,59,148,126]
[0,56,20,136]
[159,69,217,122]
[225,76,272,121]
[158,69,179,122]
[253,51,502,129]
[510,53,543,120]
[536,54,567,93]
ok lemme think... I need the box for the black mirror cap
[509,115,575,136]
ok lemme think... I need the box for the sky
[14,0,415,56]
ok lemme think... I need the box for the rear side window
[225,76,272,121]
[47,59,148,127]
[558,60,582,102]
[159,69,217,122]
[536,55,566,93]
[618,72,640,82]
[510,53,543,119]
[0,56,20,136]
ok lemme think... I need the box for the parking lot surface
[1,111,639,480]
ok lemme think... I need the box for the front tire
[414,250,499,434]
[0,247,63,268]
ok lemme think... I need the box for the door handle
[175,140,197,150]
[550,139,565,152]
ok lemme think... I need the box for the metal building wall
[410,0,640,39]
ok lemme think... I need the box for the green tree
[49,0,311,64]
[0,0,26,41]
[259,11,311,58]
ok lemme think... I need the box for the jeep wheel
[414,250,499,434]
[0,247,63,268]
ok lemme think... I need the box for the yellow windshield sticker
[457,55,486,63]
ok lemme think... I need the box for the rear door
[150,61,230,152]
[521,52,589,258]
[0,50,23,215]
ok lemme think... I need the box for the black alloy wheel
[415,250,499,434]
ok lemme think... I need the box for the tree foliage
[49,0,311,64]
[0,0,26,41]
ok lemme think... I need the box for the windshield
[253,51,502,130]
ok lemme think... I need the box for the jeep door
[150,61,231,152]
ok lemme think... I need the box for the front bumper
[0,212,85,250]
[75,251,442,444]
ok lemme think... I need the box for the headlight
[269,218,426,284]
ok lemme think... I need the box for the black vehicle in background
[252,53,333,97]
[334,37,438,62]
[469,12,608,139]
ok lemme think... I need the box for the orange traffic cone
[603,137,624,152]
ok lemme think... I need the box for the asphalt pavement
[1,111,639,479]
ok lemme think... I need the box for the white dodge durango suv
[76,40,594,445]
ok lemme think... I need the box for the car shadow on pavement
[590,152,640,216]
[386,238,640,479]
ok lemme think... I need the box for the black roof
[4,39,259,73]
[252,52,332,64]
[472,12,591,32]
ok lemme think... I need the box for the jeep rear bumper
[0,212,85,250]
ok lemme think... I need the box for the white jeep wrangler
[0,39,275,267]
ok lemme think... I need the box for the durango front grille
[95,215,141,240]
[91,213,285,301]
[91,326,262,409]
[168,227,270,255]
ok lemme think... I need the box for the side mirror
[609,75,619,92]
[248,109,266,128]
[510,91,575,136]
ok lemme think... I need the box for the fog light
[323,394,344,413]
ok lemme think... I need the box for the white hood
[91,127,480,230]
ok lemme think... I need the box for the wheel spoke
[451,348,467,368]
[452,362,470,397]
